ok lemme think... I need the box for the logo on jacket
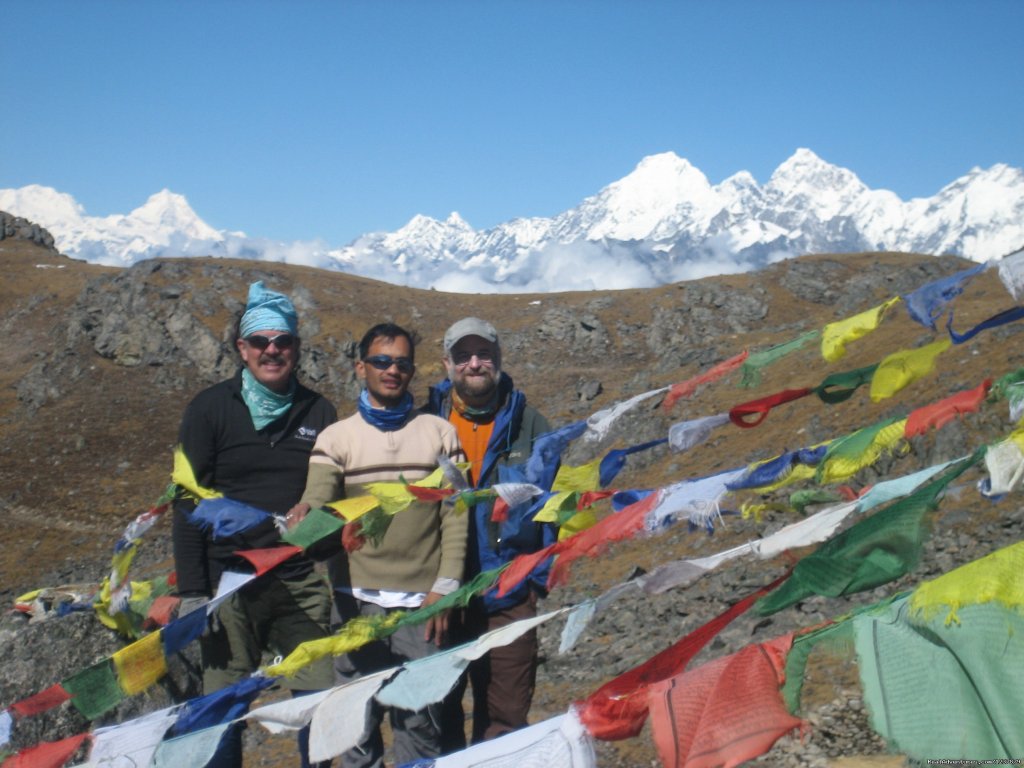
[296,426,319,442]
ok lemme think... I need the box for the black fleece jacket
[171,369,337,596]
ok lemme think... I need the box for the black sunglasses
[244,333,296,351]
[363,354,414,373]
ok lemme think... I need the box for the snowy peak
[2,149,1022,292]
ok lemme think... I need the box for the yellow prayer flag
[552,458,602,493]
[410,463,471,489]
[266,612,404,678]
[1009,428,1024,453]
[910,541,1024,625]
[364,483,416,516]
[533,491,575,523]
[817,419,908,485]
[326,496,380,522]
[558,509,597,541]
[112,630,167,695]
[94,578,155,634]
[171,445,222,500]
[821,297,901,362]
[869,339,951,402]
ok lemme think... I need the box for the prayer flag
[8,684,71,719]
[235,545,303,576]
[113,629,167,696]
[662,352,748,410]
[648,634,803,768]
[821,297,900,362]
[902,261,987,330]
[904,379,991,437]
[2,732,88,768]
[740,331,819,388]
[63,661,123,720]
[869,339,951,402]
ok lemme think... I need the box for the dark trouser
[441,595,538,751]
[200,571,334,768]
[333,594,444,768]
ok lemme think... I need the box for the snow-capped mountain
[2,149,1022,293]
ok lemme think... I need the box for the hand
[286,502,311,530]
[421,591,449,647]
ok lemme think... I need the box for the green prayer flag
[758,457,976,615]
[394,567,506,629]
[789,489,846,515]
[740,330,820,389]
[855,598,1024,760]
[63,660,123,719]
[814,416,902,483]
[781,620,855,714]
[814,364,879,405]
[282,507,344,549]
[355,507,393,546]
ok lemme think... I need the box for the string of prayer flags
[740,330,819,388]
[170,445,221,501]
[729,387,814,428]
[821,296,901,362]
[904,379,992,437]
[648,633,803,768]
[598,438,668,487]
[661,351,748,411]
[756,455,978,616]
[869,338,951,402]
[1,732,88,768]
[577,574,786,740]
[909,540,1024,625]
[946,305,1024,344]
[813,364,878,404]
[902,260,988,330]
[585,387,668,442]
[668,413,730,454]
[854,597,1024,761]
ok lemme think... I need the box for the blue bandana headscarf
[357,389,414,431]
[239,281,298,338]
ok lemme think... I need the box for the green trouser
[201,569,334,693]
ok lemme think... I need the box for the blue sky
[2,0,1021,244]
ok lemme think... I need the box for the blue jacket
[426,373,555,612]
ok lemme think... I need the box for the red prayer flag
[235,545,303,576]
[406,486,456,502]
[904,379,992,438]
[662,351,749,412]
[648,634,804,768]
[3,732,89,768]
[729,388,814,428]
[578,490,617,509]
[8,684,71,718]
[342,523,366,552]
[491,497,510,523]
[143,595,182,630]
[576,572,788,740]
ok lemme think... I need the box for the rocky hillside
[0,220,1021,766]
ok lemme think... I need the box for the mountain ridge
[1,149,1022,292]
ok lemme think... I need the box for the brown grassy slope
[1,240,1022,766]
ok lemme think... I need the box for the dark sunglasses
[244,333,296,351]
[363,354,414,373]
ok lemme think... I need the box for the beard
[452,367,500,402]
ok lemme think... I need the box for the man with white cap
[172,281,336,768]
[426,317,554,747]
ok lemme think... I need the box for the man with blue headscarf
[172,281,336,768]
